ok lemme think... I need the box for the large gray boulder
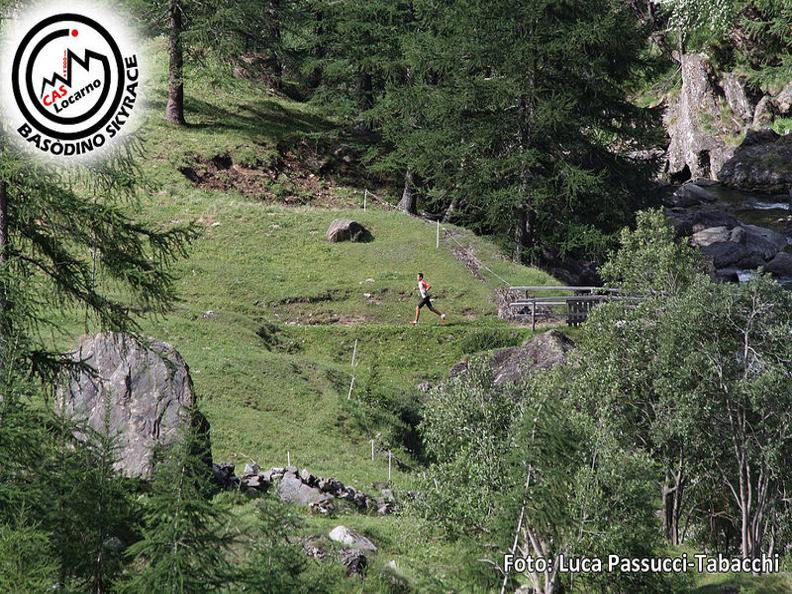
[326,219,371,243]
[700,241,755,268]
[765,252,792,277]
[56,332,206,479]
[718,130,792,194]
[739,224,789,260]
[451,330,574,385]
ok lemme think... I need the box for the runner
[411,272,446,326]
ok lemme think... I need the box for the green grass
[772,117,792,136]
[42,40,560,591]
[48,40,792,592]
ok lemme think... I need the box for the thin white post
[370,439,375,461]
[364,189,368,210]
[351,339,358,368]
[347,376,356,400]
[287,451,291,467]
[436,221,440,249]
[388,450,392,482]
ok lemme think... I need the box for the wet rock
[666,207,739,237]
[718,130,792,194]
[765,252,792,277]
[739,224,788,260]
[701,242,752,268]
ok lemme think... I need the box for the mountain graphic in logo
[39,48,107,98]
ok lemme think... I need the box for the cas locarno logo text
[0,2,141,161]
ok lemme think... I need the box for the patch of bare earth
[179,140,365,207]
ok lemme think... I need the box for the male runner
[411,272,446,326]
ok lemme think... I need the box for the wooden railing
[507,286,634,330]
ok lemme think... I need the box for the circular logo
[1,5,140,161]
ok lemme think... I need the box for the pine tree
[372,0,659,263]
[0,519,58,594]
[304,0,414,122]
[122,430,235,594]
[0,144,197,378]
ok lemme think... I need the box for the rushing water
[666,183,792,286]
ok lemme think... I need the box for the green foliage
[601,208,703,295]
[370,0,660,261]
[305,0,413,119]
[46,413,139,592]
[657,1,792,89]
[231,496,320,594]
[416,359,521,536]
[122,430,234,594]
[0,144,197,379]
[0,520,58,594]
[587,215,792,559]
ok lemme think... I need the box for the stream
[663,182,792,286]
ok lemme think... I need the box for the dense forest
[1,0,791,593]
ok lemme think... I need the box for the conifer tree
[122,429,235,594]
[372,0,659,263]
[0,144,197,378]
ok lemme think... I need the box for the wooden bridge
[508,286,634,330]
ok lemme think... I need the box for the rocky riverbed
[664,180,792,285]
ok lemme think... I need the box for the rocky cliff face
[664,53,791,188]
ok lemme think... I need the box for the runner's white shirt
[419,279,430,298]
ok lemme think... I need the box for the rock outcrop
[450,330,574,385]
[665,180,792,280]
[56,332,207,479]
[664,54,747,182]
[326,219,372,242]
[718,130,792,194]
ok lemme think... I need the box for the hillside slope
[44,43,559,590]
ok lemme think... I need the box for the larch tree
[372,0,660,263]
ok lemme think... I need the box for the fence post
[364,189,368,210]
[531,301,536,332]
[370,439,375,461]
[436,221,440,249]
[351,339,358,368]
[287,451,291,467]
[347,376,356,400]
[388,450,392,482]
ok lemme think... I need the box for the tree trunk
[165,0,186,125]
[513,207,532,263]
[662,453,685,545]
[398,169,417,214]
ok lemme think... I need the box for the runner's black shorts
[418,295,432,308]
